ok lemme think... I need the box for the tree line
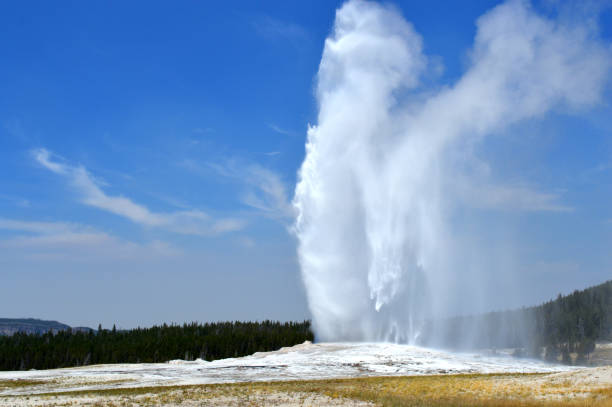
[0,320,313,371]
[420,280,612,363]
[2,281,611,371]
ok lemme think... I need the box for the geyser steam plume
[293,0,611,342]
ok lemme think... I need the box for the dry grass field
[2,367,612,407]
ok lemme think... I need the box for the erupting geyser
[293,0,611,342]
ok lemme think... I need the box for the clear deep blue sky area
[1,1,612,328]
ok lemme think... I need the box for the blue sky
[1,0,611,329]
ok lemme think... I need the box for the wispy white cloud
[459,182,572,212]
[0,194,31,208]
[444,152,573,212]
[33,149,245,235]
[0,218,84,235]
[183,158,293,219]
[240,165,294,218]
[34,149,69,174]
[268,123,297,137]
[252,15,309,44]
[0,218,181,260]
[450,166,573,212]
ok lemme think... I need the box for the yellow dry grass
[2,372,612,406]
[0,379,49,389]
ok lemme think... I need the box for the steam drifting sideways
[293,0,612,343]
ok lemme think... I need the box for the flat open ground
[1,343,611,406]
[2,368,612,406]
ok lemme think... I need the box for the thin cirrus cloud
[206,160,294,219]
[240,165,294,218]
[460,182,572,212]
[0,218,113,249]
[251,15,309,45]
[179,158,294,220]
[0,218,83,235]
[0,193,31,208]
[0,218,180,260]
[33,149,245,236]
[450,169,573,213]
[268,123,297,137]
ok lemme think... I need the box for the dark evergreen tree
[0,320,313,371]
[419,280,612,364]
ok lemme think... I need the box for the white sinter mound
[0,342,575,395]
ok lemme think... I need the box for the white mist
[293,0,611,343]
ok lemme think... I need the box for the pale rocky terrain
[1,343,610,406]
[1,367,612,406]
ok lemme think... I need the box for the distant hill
[0,318,92,336]
[420,279,612,364]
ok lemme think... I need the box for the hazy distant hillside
[421,280,612,364]
[0,318,78,336]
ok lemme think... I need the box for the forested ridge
[0,320,313,371]
[421,280,612,363]
[0,318,71,336]
[2,280,611,371]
